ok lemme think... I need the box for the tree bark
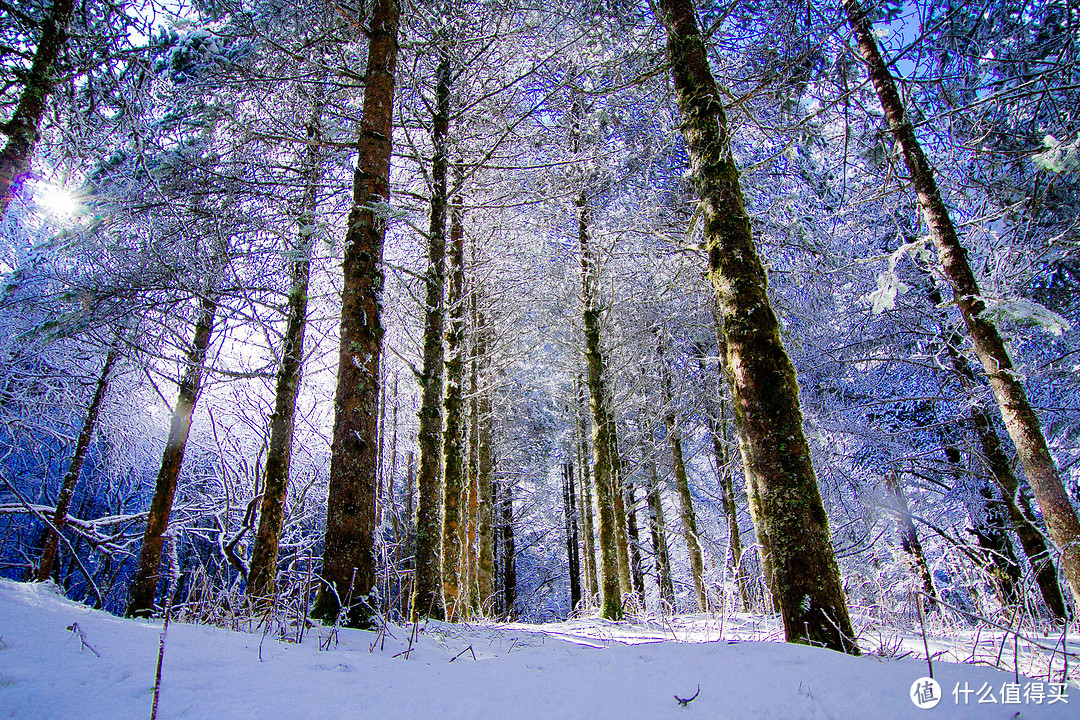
[409,46,451,622]
[563,462,582,612]
[127,296,216,617]
[474,300,495,615]
[35,348,118,582]
[579,192,622,621]
[607,416,634,599]
[0,0,76,215]
[577,379,598,604]
[311,0,400,628]
[624,479,646,604]
[845,0,1080,608]
[464,320,479,616]
[658,0,857,652]
[500,477,516,618]
[247,89,325,602]
[441,161,466,621]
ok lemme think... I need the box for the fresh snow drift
[0,579,1073,719]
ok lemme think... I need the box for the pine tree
[311,0,401,628]
[656,0,858,653]
[441,162,467,621]
[579,190,622,621]
[127,293,218,618]
[845,0,1080,608]
[410,44,451,622]
[246,84,327,603]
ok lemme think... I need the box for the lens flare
[34,183,81,217]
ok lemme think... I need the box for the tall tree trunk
[500,476,517,618]
[0,0,75,215]
[127,296,217,617]
[563,462,582,613]
[464,332,479,616]
[492,476,504,617]
[441,163,466,621]
[884,470,939,607]
[659,343,706,612]
[247,89,325,602]
[311,0,400,628]
[607,417,633,599]
[579,192,622,621]
[642,418,675,609]
[845,0,1080,608]
[657,0,857,652]
[35,348,118,582]
[577,379,598,604]
[715,308,778,613]
[474,300,495,615]
[410,47,451,622]
[624,480,646,604]
[400,449,415,618]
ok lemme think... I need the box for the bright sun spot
[34,183,81,217]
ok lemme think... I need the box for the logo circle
[910,677,941,709]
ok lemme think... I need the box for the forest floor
[0,579,1077,719]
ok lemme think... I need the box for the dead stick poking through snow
[675,685,700,706]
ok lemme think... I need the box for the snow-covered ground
[0,579,1075,719]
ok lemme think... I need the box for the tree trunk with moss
[127,296,217,617]
[35,348,118,582]
[474,299,495,615]
[607,417,633,600]
[441,173,466,621]
[845,0,1080,608]
[409,48,452,622]
[713,319,779,613]
[311,0,399,628]
[464,314,480,615]
[0,0,75,215]
[657,0,857,652]
[579,192,623,621]
[577,381,598,605]
[247,89,326,603]
[624,479,646,604]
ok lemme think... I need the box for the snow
[0,579,1074,719]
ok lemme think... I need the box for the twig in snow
[66,622,101,657]
[448,645,476,663]
[675,685,700,706]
